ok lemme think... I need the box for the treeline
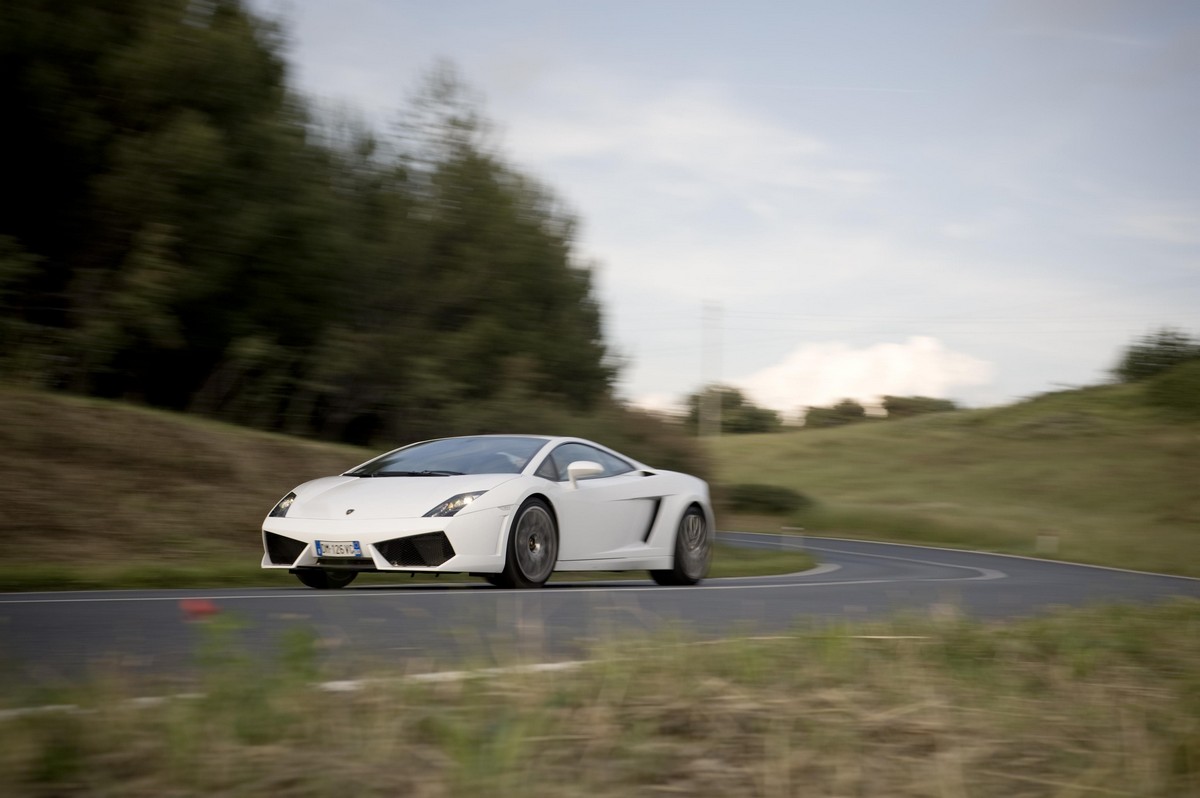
[685,385,959,434]
[804,395,957,429]
[683,327,1200,435]
[0,1,651,453]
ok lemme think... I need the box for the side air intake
[264,532,307,565]
[376,532,455,567]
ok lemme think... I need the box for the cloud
[504,75,884,198]
[730,336,995,417]
[623,391,684,415]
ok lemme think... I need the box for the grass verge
[1,599,1196,796]
[0,543,814,592]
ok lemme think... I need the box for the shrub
[1145,360,1200,418]
[882,395,958,418]
[804,399,867,429]
[725,483,813,514]
[686,384,782,434]
[1114,328,1200,382]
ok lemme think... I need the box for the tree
[0,3,622,452]
[804,399,867,429]
[1,0,347,405]
[686,385,781,434]
[300,65,615,443]
[882,395,958,419]
[1114,328,1200,382]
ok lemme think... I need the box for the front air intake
[264,532,307,565]
[376,532,455,567]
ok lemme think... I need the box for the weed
[1,601,1197,796]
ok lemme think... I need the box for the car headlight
[424,491,487,518]
[269,492,297,518]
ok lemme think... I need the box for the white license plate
[315,540,363,558]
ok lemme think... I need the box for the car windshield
[344,436,549,477]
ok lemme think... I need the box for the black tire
[294,569,358,589]
[651,505,711,586]
[496,498,558,588]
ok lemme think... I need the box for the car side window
[546,443,635,482]
[534,453,559,482]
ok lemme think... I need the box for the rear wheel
[651,506,711,586]
[496,498,558,588]
[294,569,358,589]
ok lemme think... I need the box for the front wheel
[651,506,711,586]
[294,569,358,589]
[496,498,558,588]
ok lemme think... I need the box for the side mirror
[566,460,604,489]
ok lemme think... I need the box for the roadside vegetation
[0,542,812,592]
[711,381,1200,576]
[2,599,1196,796]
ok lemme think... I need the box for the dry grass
[1,600,1196,796]
[710,384,1200,576]
[0,387,367,564]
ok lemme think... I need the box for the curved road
[2,534,1197,684]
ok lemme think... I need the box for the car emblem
[345,508,355,515]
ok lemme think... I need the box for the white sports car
[262,435,714,589]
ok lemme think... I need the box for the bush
[725,483,813,514]
[804,399,867,429]
[1145,360,1200,418]
[1114,328,1200,382]
[883,395,958,419]
[686,384,782,435]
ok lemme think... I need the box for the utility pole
[700,301,722,437]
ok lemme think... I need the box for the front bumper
[261,507,510,573]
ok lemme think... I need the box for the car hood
[288,474,517,520]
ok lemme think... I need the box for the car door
[541,443,661,562]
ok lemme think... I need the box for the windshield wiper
[372,470,464,477]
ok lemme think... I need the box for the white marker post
[780,526,804,552]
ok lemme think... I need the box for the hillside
[0,388,805,590]
[0,388,370,586]
[4,383,1193,585]
[710,383,1200,577]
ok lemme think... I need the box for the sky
[253,0,1198,418]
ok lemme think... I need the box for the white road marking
[800,544,1007,581]
[4,533,1191,607]
[4,536,1097,607]
[0,568,1002,605]
[775,533,1200,581]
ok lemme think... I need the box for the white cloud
[731,336,995,418]
[504,75,883,199]
[623,391,684,416]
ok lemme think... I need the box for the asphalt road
[2,534,1197,685]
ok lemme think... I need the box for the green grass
[2,600,1196,796]
[709,384,1200,576]
[0,542,813,592]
